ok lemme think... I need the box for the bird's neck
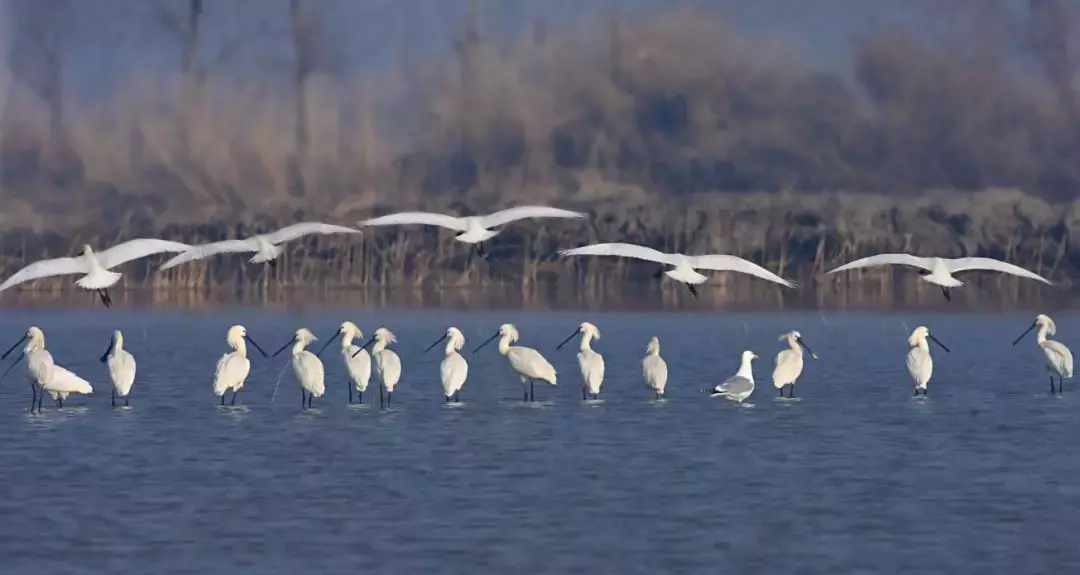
[1037,324,1049,345]
[445,340,459,356]
[736,358,754,381]
[911,338,929,352]
[292,340,308,356]
[498,335,513,355]
[787,337,802,354]
[341,332,355,348]
[372,340,388,354]
[233,340,248,357]
[579,333,595,352]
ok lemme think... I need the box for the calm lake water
[0,308,1078,574]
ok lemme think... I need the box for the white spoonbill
[773,331,818,398]
[642,336,669,399]
[355,327,401,407]
[100,330,136,407]
[425,327,468,402]
[706,350,758,403]
[359,206,586,258]
[273,328,326,409]
[0,239,192,307]
[827,254,1050,302]
[556,322,605,400]
[906,326,950,396]
[213,325,268,406]
[315,321,372,404]
[1013,314,1074,394]
[474,323,557,402]
[158,222,360,270]
[558,242,796,298]
[1,327,92,413]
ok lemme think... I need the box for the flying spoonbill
[558,242,796,298]
[1013,314,1074,394]
[773,331,817,398]
[213,325,268,406]
[907,326,949,396]
[355,327,401,407]
[101,330,136,407]
[474,323,556,402]
[827,254,1050,301]
[0,239,192,307]
[159,222,360,270]
[706,350,758,403]
[642,336,668,399]
[425,327,468,402]
[359,205,586,258]
[274,328,325,409]
[556,322,605,400]
[1,327,93,413]
[315,321,371,404]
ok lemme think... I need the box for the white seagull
[1013,314,1074,394]
[213,325,268,406]
[101,330,136,407]
[906,326,949,397]
[273,328,326,410]
[474,323,557,402]
[773,331,817,398]
[827,254,1051,301]
[642,336,669,399]
[706,350,758,403]
[158,222,360,270]
[558,242,796,298]
[425,327,469,402]
[359,206,586,258]
[0,239,193,307]
[557,321,605,400]
[315,321,372,404]
[1,327,93,413]
[355,327,401,407]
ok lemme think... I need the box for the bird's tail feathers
[249,244,283,264]
[76,270,121,290]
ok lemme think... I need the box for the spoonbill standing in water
[557,322,605,400]
[773,331,817,398]
[558,242,796,298]
[827,254,1051,302]
[0,239,192,307]
[474,323,556,402]
[1013,314,1074,394]
[358,206,586,259]
[355,328,401,407]
[158,222,360,271]
[1,327,93,413]
[274,328,326,409]
[101,330,136,407]
[642,336,668,399]
[425,327,468,402]
[316,321,371,404]
[706,350,758,403]
[213,325,268,406]
[906,326,949,396]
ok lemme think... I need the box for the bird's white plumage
[827,254,1051,289]
[371,328,402,393]
[558,242,796,288]
[1018,315,1074,388]
[642,336,668,397]
[282,328,325,399]
[712,350,757,402]
[478,324,557,398]
[105,330,136,397]
[214,326,254,397]
[906,327,935,391]
[562,322,605,396]
[772,331,812,389]
[45,365,94,396]
[0,239,192,292]
[13,327,93,406]
[336,321,371,394]
[360,206,586,244]
[439,327,469,399]
[159,222,359,270]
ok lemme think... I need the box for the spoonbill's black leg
[220,393,226,406]
[112,388,117,408]
[582,387,587,400]
[380,384,385,408]
[387,391,392,406]
[125,395,130,407]
[348,383,354,404]
[358,390,363,404]
[30,383,37,414]
[301,389,307,409]
[230,389,239,406]
[530,381,535,402]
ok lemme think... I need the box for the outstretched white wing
[263,222,360,245]
[687,254,796,288]
[945,257,1051,284]
[827,254,933,274]
[96,239,193,269]
[359,211,468,232]
[158,240,256,270]
[558,242,677,266]
[478,206,586,229]
[0,257,89,291]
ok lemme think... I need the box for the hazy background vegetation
[1,0,1078,307]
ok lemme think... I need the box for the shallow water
[0,308,1078,574]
